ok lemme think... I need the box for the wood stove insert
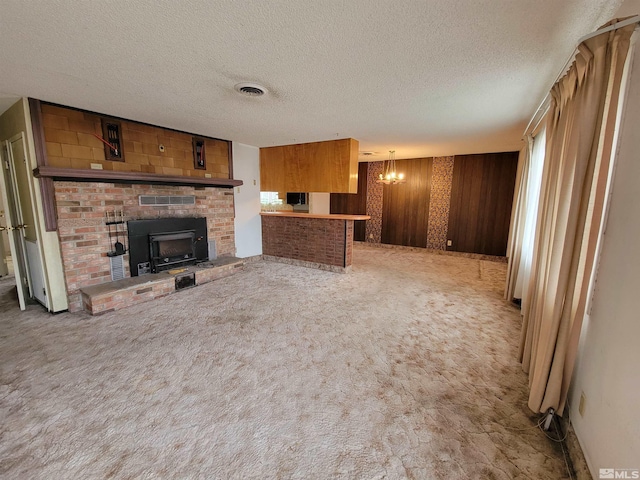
[127,217,208,276]
[149,230,196,272]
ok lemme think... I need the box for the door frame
[0,140,28,309]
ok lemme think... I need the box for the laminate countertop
[260,211,370,221]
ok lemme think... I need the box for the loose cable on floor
[500,413,547,432]
[536,405,574,480]
[558,425,574,480]
[538,406,570,443]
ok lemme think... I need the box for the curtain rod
[523,15,640,137]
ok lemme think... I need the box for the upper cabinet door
[260,138,359,193]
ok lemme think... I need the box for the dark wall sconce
[100,119,124,161]
[193,137,206,170]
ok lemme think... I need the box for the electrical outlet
[447,240,452,247]
[579,392,586,417]
[159,144,165,152]
[369,234,374,239]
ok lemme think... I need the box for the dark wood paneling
[28,98,58,232]
[227,141,234,180]
[381,157,432,247]
[447,152,518,256]
[330,162,368,241]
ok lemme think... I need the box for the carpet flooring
[0,245,571,479]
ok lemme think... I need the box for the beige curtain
[514,128,547,307]
[504,140,532,301]
[519,21,636,415]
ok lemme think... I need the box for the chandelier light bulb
[375,149,406,185]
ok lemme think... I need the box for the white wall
[308,192,330,214]
[568,32,640,473]
[232,142,262,258]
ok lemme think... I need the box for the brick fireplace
[25,100,243,312]
[54,181,235,311]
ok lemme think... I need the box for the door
[8,134,47,306]
[0,141,29,309]
[0,208,8,277]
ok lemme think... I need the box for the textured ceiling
[0,0,624,160]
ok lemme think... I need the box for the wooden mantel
[33,166,243,188]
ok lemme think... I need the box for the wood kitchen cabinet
[260,138,359,193]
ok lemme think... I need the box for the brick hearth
[80,257,243,315]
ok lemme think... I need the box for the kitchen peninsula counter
[260,211,371,272]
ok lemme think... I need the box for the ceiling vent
[234,83,267,97]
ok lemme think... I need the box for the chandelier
[376,150,406,184]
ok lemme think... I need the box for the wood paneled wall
[326,151,518,255]
[40,103,231,178]
[447,152,518,256]
[381,158,433,247]
[330,162,368,240]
